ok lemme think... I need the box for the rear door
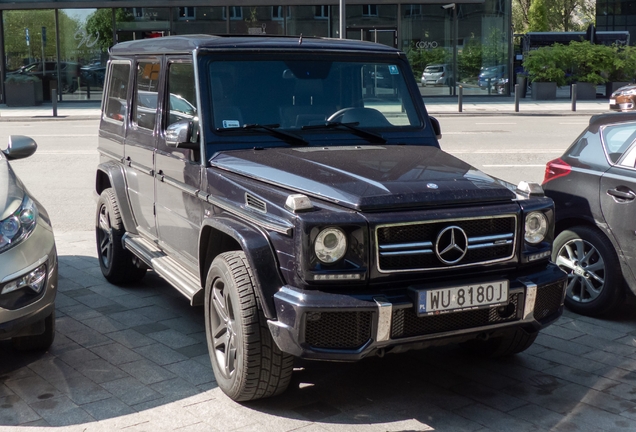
[124,58,162,240]
[599,122,636,276]
[154,58,202,269]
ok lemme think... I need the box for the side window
[601,123,636,163]
[134,61,161,130]
[165,62,197,129]
[104,62,131,122]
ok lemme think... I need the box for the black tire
[553,226,625,316]
[96,188,146,284]
[462,328,538,357]
[204,251,294,402]
[12,310,55,351]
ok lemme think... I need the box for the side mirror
[166,119,199,150]
[429,117,442,140]
[3,135,37,160]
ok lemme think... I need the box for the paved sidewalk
[0,96,612,121]
[2,231,636,431]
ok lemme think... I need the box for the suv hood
[210,145,516,211]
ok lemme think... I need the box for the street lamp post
[442,3,457,96]
[339,0,346,39]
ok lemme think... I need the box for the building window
[362,5,378,17]
[315,6,329,19]
[272,6,290,20]
[133,7,144,19]
[223,6,243,20]
[404,5,423,18]
[178,7,195,20]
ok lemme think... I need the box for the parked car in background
[609,84,636,111]
[478,65,506,89]
[8,61,80,94]
[421,64,451,86]
[80,60,106,90]
[0,136,57,350]
[543,112,636,316]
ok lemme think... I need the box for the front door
[124,58,162,239]
[155,58,202,270]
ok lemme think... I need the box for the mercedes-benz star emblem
[435,226,468,265]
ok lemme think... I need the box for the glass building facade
[0,1,512,103]
[596,0,636,44]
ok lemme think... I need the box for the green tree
[528,0,549,32]
[4,10,57,70]
[514,0,596,32]
[86,8,134,52]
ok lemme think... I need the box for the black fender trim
[200,216,285,319]
[96,161,137,234]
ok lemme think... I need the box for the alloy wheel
[556,238,605,303]
[210,277,238,379]
[97,204,113,268]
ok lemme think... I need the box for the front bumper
[268,263,566,360]
[0,221,58,340]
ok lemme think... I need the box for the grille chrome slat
[376,214,517,273]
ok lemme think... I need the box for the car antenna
[298,34,303,45]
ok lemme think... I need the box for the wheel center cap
[573,266,586,277]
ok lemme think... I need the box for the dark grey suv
[95,35,567,401]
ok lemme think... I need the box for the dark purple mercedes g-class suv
[95,35,567,401]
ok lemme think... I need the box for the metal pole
[571,83,577,112]
[514,84,519,112]
[339,0,346,39]
[458,85,463,112]
[51,89,57,117]
[452,5,457,97]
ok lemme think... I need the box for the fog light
[1,264,47,295]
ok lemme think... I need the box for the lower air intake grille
[534,281,565,320]
[304,311,372,350]
[391,294,520,339]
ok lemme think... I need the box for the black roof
[109,34,402,56]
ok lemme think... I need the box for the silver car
[0,136,57,351]
[421,64,450,86]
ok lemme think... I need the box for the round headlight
[525,212,548,244]
[314,228,347,264]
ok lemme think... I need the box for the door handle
[607,188,636,201]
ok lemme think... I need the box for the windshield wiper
[302,121,387,144]
[217,123,308,146]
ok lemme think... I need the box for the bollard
[458,85,463,112]
[52,89,58,117]
[514,84,520,112]
[571,83,577,112]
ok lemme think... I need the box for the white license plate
[414,280,509,315]
[609,99,616,105]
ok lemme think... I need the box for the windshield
[206,55,421,133]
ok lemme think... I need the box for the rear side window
[166,62,197,129]
[134,61,161,130]
[601,122,636,164]
[104,62,130,123]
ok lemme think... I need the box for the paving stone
[146,329,198,350]
[131,322,170,335]
[453,402,537,432]
[118,359,177,385]
[49,375,112,405]
[0,394,41,425]
[4,375,61,404]
[106,329,155,349]
[75,292,118,309]
[56,347,100,366]
[535,333,594,356]
[542,364,621,392]
[597,365,636,385]
[29,395,95,427]
[0,383,14,398]
[90,342,144,365]
[58,266,105,289]
[75,359,129,384]
[111,293,157,309]
[88,283,133,298]
[52,293,80,309]
[507,403,569,430]
[135,343,189,366]
[136,305,181,321]
[100,377,162,406]
[63,288,94,299]
[108,310,154,328]
[82,314,129,333]
[164,360,215,386]
[56,277,84,293]
[561,320,627,341]
[55,316,91,335]
[160,317,205,335]
[57,303,102,321]
[449,381,527,412]
[65,327,113,348]
[81,396,136,421]
[535,349,606,373]
[149,377,202,400]
[187,399,258,430]
[551,382,636,415]
[94,304,130,315]
[539,323,586,340]
[175,343,209,359]
[28,356,83,384]
[572,334,636,357]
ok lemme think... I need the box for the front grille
[534,281,565,320]
[391,294,520,339]
[304,311,372,350]
[377,215,516,272]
